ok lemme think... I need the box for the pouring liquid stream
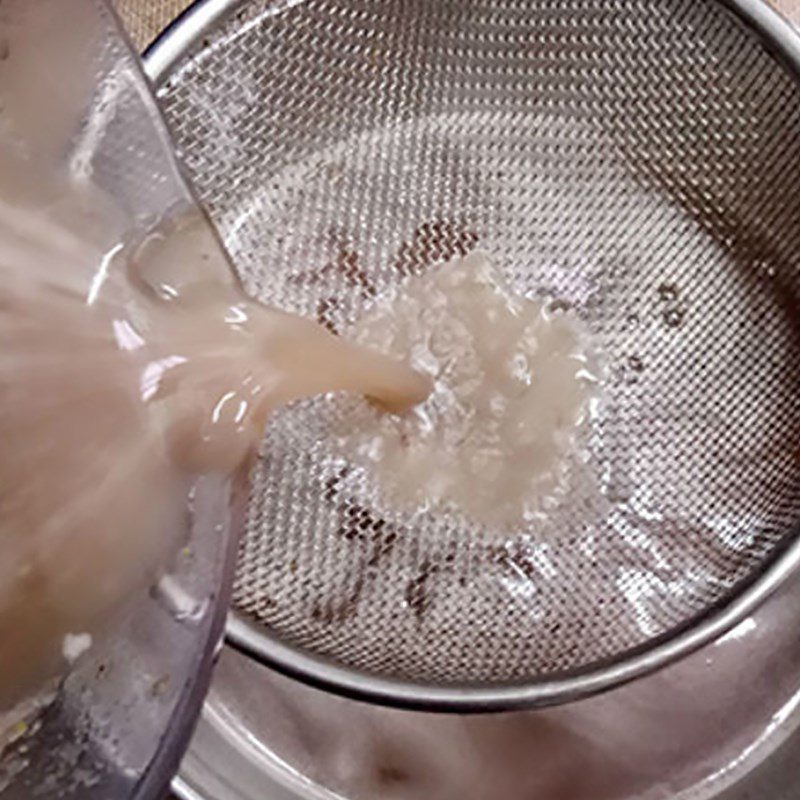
[0,0,429,718]
[0,201,431,712]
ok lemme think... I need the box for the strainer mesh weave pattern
[157,0,800,685]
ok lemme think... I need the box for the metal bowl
[174,575,800,800]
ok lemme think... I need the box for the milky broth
[0,194,429,711]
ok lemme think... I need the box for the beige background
[114,0,194,50]
[775,0,800,20]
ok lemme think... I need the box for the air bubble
[657,283,680,302]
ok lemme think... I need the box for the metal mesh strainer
[153,0,800,708]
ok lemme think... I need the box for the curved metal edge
[148,0,800,713]
[132,474,243,800]
[724,0,800,76]
[171,777,206,800]
[144,0,249,86]
[227,532,800,712]
[131,627,226,800]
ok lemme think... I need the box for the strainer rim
[145,0,800,711]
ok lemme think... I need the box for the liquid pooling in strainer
[334,251,601,528]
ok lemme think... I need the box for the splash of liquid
[336,252,599,527]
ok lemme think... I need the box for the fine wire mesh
[157,0,800,686]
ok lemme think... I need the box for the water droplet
[548,298,572,314]
[626,313,640,330]
[662,307,685,328]
[753,259,776,278]
[628,355,645,372]
[150,575,209,624]
[657,282,680,302]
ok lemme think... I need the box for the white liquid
[0,199,430,711]
[338,252,599,526]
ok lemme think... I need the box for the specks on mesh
[159,0,800,685]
